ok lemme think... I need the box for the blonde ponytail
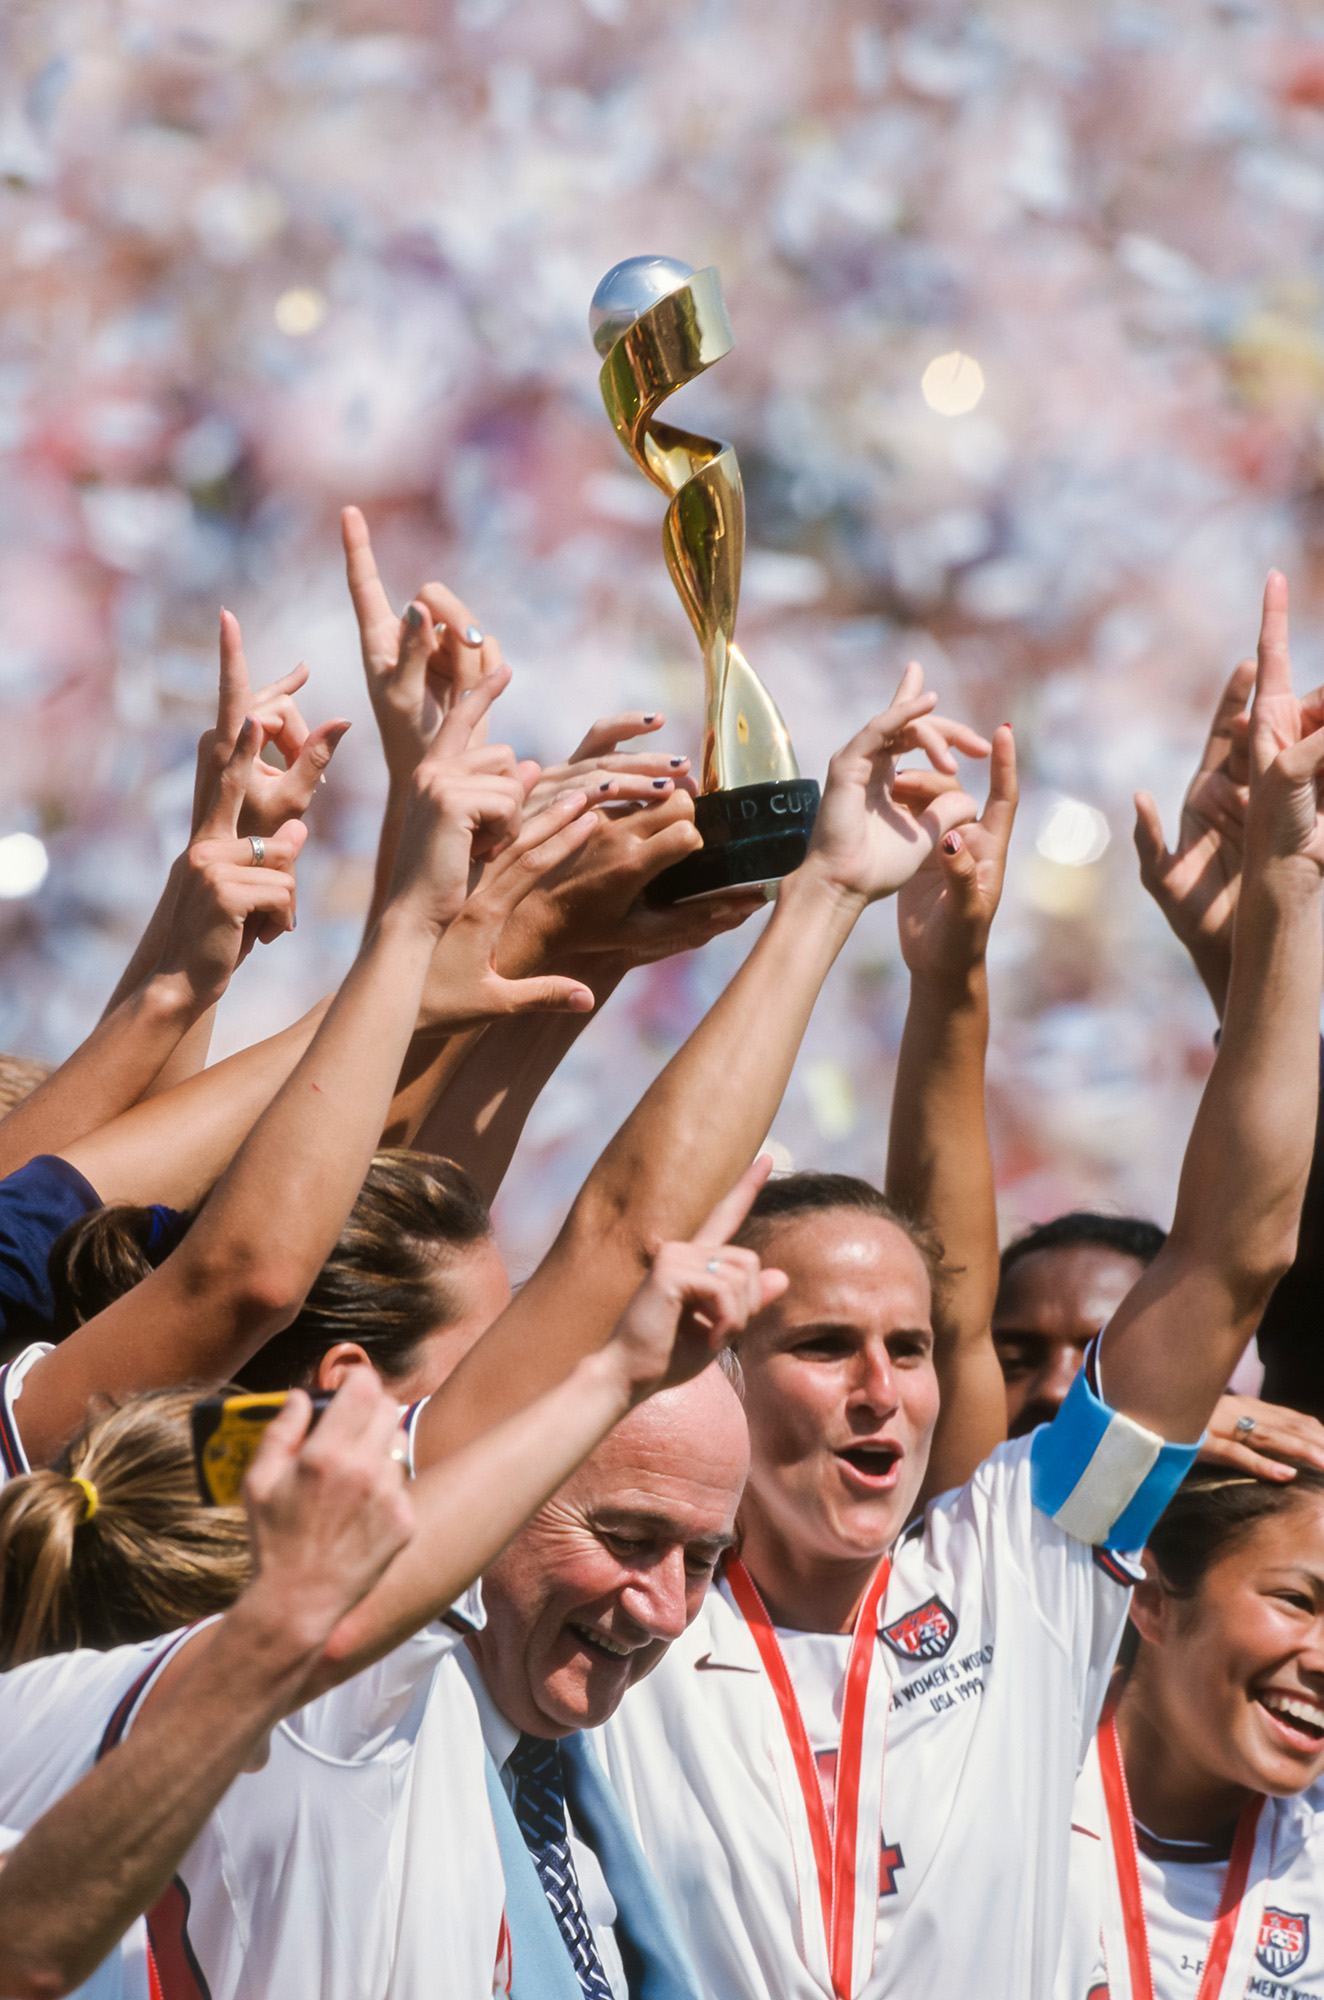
[0,1390,251,1668]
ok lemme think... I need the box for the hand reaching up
[897,723,1018,985]
[157,717,305,1010]
[1244,571,1324,874]
[605,1156,788,1400]
[192,611,350,839]
[803,663,989,906]
[343,504,501,787]
[1132,659,1254,1018]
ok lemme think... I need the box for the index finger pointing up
[341,505,396,634]
[692,1154,776,1250]
[1255,571,1293,706]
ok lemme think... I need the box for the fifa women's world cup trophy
[590,257,820,906]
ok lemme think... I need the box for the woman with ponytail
[0,1390,250,1671]
[1060,1463,1324,1999]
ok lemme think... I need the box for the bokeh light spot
[0,833,49,899]
[921,350,985,416]
[274,288,326,336]
[1035,798,1111,868]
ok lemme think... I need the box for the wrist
[208,1582,330,1704]
[776,855,867,939]
[137,967,212,1029]
[576,1341,643,1420]
[905,958,989,1008]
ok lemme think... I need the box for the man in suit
[454,1360,750,2000]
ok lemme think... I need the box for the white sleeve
[0,1631,195,1830]
[945,1438,1138,1764]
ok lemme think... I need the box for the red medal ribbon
[726,1555,892,2000]
[1098,1705,1264,2000]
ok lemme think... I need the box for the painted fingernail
[643,713,659,724]
[670,757,687,768]
[599,781,613,792]
[652,777,671,789]
[405,603,423,630]
[464,624,484,646]
[942,832,962,854]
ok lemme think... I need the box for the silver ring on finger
[248,836,266,867]
[1235,1414,1257,1437]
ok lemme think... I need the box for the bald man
[458,1366,750,1998]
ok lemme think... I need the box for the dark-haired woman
[43,1146,509,1402]
[1059,1463,1324,2000]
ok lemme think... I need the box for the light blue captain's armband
[1029,1344,1202,1550]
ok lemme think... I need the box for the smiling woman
[1059,1466,1324,2000]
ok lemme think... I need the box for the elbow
[179,1240,308,1341]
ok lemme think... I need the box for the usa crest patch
[880,1595,957,1663]
[1257,1908,1309,1979]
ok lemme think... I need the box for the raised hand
[522,711,694,814]
[803,663,988,906]
[605,1155,788,1398]
[1244,571,1324,872]
[342,504,499,785]
[192,611,350,839]
[416,796,606,1030]
[157,717,305,1009]
[896,723,1018,985]
[501,790,765,977]
[385,664,541,935]
[1133,659,1253,1017]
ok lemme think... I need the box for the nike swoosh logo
[694,1654,762,1673]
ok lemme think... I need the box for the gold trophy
[590,256,819,905]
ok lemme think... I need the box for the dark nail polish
[670,757,686,768]
[653,777,670,789]
[405,604,423,630]
[643,713,658,724]
[942,833,961,854]
[599,781,612,792]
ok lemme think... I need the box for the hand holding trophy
[591,257,820,905]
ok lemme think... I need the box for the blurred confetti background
[3,0,1324,1273]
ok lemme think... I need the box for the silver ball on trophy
[589,256,697,358]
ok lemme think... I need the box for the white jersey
[0,1596,505,2000]
[596,1433,1141,2000]
[0,1340,50,1484]
[1059,1735,1324,2000]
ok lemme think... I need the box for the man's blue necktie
[506,1732,616,2000]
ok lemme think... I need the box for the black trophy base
[645,779,821,908]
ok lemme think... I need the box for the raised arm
[316,1161,785,1685]
[13,681,598,1469]
[1102,575,1324,1440]
[888,725,1018,1500]
[405,793,763,1196]
[101,610,349,1094]
[0,719,304,1182]
[58,996,331,1211]
[0,1373,411,2000]
[416,667,989,1466]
